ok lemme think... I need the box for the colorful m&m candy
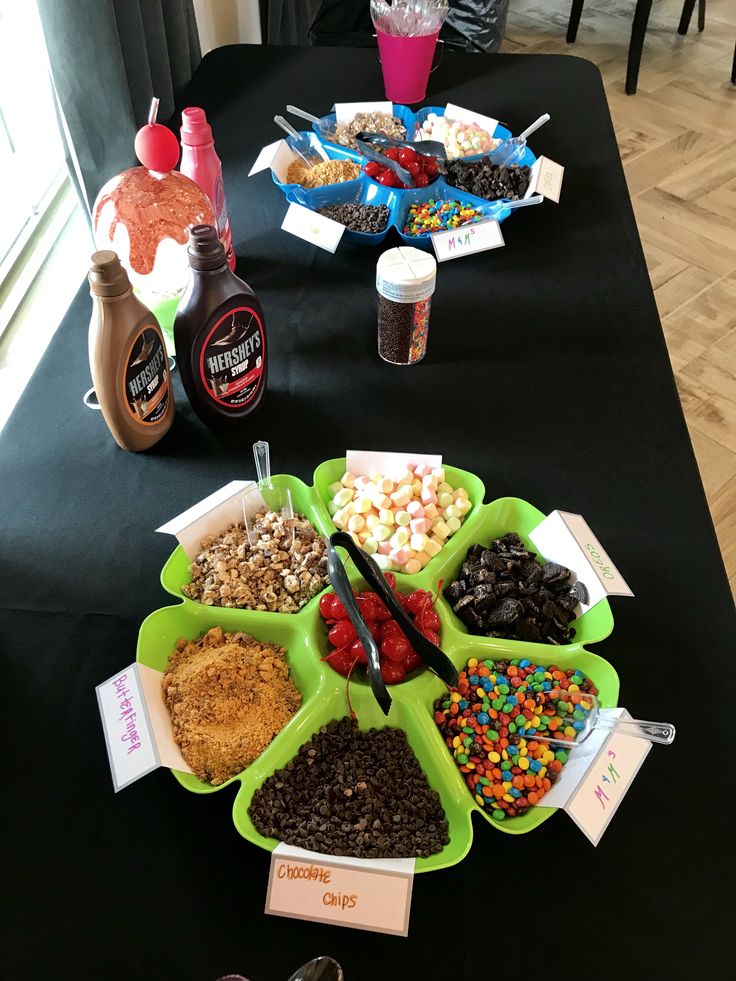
[434,657,599,820]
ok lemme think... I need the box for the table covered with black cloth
[1,44,733,980]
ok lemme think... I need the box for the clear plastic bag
[444,0,510,53]
[309,0,510,52]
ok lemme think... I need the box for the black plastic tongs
[354,131,446,187]
[327,531,458,716]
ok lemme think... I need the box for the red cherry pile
[363,146,440,189]
[318,572,442,685]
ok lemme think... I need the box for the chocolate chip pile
[444,532,589,644]
[444,160,531,201]
[317,202,390,233]
[182,509,328,613]
[249,717,449,859]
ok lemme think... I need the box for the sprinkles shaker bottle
[376,247,436,365]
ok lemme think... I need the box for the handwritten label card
[431,219,504,262]
[566,727,651,845]
[540,709,652,845]
[156,480,261,560]
[97,664,158,791]
[97,663,192,791]
[281,202,346,253]
[346,449,442,480]
[529,510,633,613]
[444,103,499,136]
[334,101,392,123]
[248,140,286,177]
[266,844,414,936]
[525,155,564,203]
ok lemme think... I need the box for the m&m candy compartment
[427,497,615,654]
[394,183,503,247]
[285,178,400,246]
[425,644,620,835]
[312,457,486,582]
[160,472,335,612]
[136,599,327,795]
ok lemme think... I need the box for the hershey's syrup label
[124,326,169,424]
[199,305,264,409]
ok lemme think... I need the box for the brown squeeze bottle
[175,224,266,427]
[88,250,175,451]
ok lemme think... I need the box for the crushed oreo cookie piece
[444,160,531,201]
[444,532,588,644]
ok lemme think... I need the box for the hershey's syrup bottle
[175,224,267,427]
[88,250,174,451]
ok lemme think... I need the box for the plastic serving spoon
[273,115,323,168]
[287,105,342,147]
[491,112,551,166]
[327,531,458,715]
[286,104,321,125]
[242,440,295,544]
[525,688,676,747]
[488,194,544,214]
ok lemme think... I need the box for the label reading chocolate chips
[199,306,265,409]
[124,326,169,424]
[266,844,415,936]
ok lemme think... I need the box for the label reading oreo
[199,306,265,409]
[124,327,169,424]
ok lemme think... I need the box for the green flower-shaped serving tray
[138,459,619,872]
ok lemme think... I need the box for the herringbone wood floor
[503,0,736,597]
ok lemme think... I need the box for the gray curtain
[37,0,201,213]
[260,0,322,44]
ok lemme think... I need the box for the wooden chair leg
[698,0,706,31]
[626,0,654,95]
[678,0,696,34]
[567,0,585,43]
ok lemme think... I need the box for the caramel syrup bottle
[174,224,267,428]
[88,251,174,451]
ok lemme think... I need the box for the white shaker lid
[376,246,437,303]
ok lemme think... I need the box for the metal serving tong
[327,531,458,716]
[354,131,446,187]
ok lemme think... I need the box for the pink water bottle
[180,107,235,271]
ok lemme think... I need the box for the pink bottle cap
[181,106,214,147]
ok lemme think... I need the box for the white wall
[193,0,261,53]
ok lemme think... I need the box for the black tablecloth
[2,45,733,980]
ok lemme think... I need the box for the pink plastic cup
[376,29,440,104]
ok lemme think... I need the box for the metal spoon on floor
[286,956,344,981]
